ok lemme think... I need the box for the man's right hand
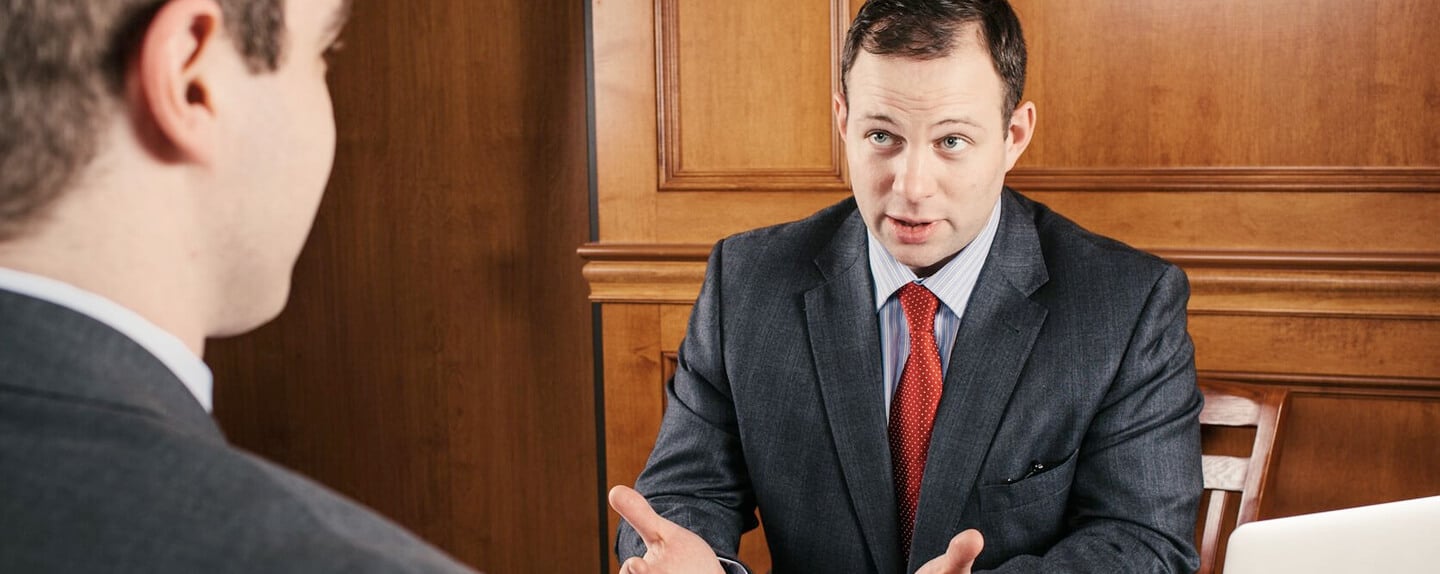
[609,485,725,574]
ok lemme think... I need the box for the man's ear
[132,0,227,165]
[1003,101,1036,172]
[833,91,849,141]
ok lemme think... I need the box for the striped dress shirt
[868,197,1002,420]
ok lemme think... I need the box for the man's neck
[0,196,210,356]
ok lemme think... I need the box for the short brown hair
[841,0,1027,123]
[0,0,286,239]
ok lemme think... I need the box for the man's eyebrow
[860,114,987,132]
[324,0,354,43]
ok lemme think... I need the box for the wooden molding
[580,243,1440,270]
[578,243,711,262]
[1199,370,1440,393]
[654,0,851,192]
[646,164,1440,195]
[579,243,1440,318]
[1162,251,1440,272]
[1005,167,1440,193]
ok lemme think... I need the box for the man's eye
[939,136,967,150]
[867,132,894,146]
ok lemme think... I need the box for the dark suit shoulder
[1015,191,1179,285]
[712,197,861,283]
[0,389,470,573]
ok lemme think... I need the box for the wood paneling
[590,0,1440,571]
[581,244,1440,321]
[658,0,849,191]
[207,0,596,572]
[1267,391,1440,517]
[1013,0,1440,167]
[1191,315,1440,379]
[601,305,664,573]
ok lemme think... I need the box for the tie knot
[898,282,938,327]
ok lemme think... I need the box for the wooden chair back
[1195,379,1289,574]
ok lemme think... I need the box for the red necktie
[889,282,943,558]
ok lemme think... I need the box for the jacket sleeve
[983,264,1204,573]
[615,240,757,569]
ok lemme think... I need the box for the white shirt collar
[0,267,214,412]
[868,196,1003,315]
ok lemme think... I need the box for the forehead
[846,36,1005,120]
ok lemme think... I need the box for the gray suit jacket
[0,289,474,573]
[617,190,1203,573]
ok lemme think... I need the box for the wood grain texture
[594,0,662,242]
[579,244,1440,321]
[602,305,665,573]
[1190,315,1440,379]
[657,0,849,191]
[1012,0,1440,167]
[207,0,596,571]
[1266,392,1440,518]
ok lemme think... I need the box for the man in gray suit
[0,1,473,571]
[610,1,1203,573]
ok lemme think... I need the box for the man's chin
[208,282,293,339]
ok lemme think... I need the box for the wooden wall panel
[660,0,848,190]
[1192,316,1440,379]
[1013,0,1440,167]
[601,304,664,573]
[1266,391,1440,517]
[208,0,596,572]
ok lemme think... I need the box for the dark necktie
[888,282,944,558]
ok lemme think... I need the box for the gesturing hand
[916,529,985,574]
[608,485,725,574]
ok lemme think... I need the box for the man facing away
[609,1,1204,572]
[0,1,475,571]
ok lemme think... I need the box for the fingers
[946,529,985,567]
[608,485,671,548]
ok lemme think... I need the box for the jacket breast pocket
[976,449,1078,513]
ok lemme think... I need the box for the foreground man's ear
[132,0,228,165]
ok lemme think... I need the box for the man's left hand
[916,529,985,574]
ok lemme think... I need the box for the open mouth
[889,216,935,228]
[888,216,937,243]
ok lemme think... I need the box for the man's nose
[892,151,937,202]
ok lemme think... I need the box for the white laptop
[1224,495,1440,573]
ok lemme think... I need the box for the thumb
[945,529,984,568]
[917,529,985,574]
[609,485,673,548]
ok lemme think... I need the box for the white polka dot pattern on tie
[888,282,944,558]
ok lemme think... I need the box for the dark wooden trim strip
[1158,250,1440,272]
[1007,167,1440,193]
[579,243,712,261]
[1199,370,1440,392]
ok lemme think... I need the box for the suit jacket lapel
[907,191,1050,569]
[804,210,904,574]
